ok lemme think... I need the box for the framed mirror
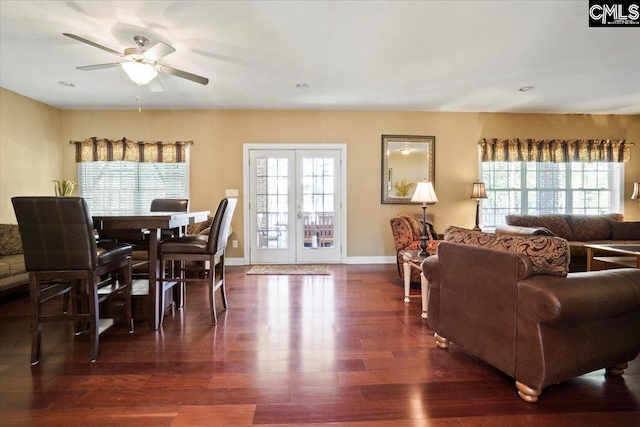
[381,134,435,204]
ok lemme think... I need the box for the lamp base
[419,205,429,257]
[418,237,429,257]
[473,200,481,232]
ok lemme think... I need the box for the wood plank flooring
[0,264,638,426]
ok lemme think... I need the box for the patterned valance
[71,137,192,163]
[478,139,633,163]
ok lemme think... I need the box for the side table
[400,249,429,319]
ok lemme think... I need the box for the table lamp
[632,182,639,220]
[411,180,438,256]
[471,181,487,231]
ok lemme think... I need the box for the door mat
[246,264,330,275]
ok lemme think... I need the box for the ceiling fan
[63,33,209,91]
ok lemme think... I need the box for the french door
[247,148,343,264]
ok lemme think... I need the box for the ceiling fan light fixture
[122,62,158,85]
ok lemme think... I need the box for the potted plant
[53,180,76,196]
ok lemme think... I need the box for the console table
[400,249,429,319]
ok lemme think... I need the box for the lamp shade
[122,62,158,85]
[411,181,438,204]
[632,182,639,200]
[471,182,487,199]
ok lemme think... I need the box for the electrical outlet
[226,189,239,197]
[232,240,238,248]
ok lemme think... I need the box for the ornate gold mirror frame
[381,134,435,204]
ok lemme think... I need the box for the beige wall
[0,88,63,222]
[2,88,639,258]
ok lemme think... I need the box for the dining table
[92,210,210,330]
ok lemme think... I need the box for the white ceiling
[1,1,639,114]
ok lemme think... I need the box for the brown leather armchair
[423,238,640,402]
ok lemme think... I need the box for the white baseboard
[345,256,396,264]
[226,256,395,266]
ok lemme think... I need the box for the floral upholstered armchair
[389,213,439,285]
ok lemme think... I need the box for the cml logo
[589,1,640,26]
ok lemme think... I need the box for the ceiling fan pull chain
[137,85,142,112]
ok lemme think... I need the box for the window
[481,161,623,227]
[78,161,188,213]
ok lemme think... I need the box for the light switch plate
[226,189,239,197]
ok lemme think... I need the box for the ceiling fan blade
[63,33,123,57]
[76,63,122,71]
[144,41,176,61]
[148,77,164,92]
[158,64,209,85]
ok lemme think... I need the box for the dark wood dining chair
[158,198,236,325]
[12,197,134,364]
[100,198,190,244]
[129,198,191,272]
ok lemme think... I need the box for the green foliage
[53,180,76,196]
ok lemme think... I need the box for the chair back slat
[206,198,237,255]
[12,197,98,271]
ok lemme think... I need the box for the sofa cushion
[0,254,26,278]
[609,221,640,240]
[505,215,575,240]
[0,224,23,256]
[444,226,570,277]
[0,262,8,279]
[565,214,622,241]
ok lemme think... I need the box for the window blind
[78,161,188,213]
[481,162,623,228]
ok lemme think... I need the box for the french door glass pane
[256,157,289,249]
[302,157,335,249]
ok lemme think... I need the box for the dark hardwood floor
[0,264,638,426]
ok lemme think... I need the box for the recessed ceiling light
[296,83,310,89]
[58,81,76,87]
[519,86,534,92]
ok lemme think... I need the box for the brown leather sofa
[422,227,640,403]
[0,224,28,296]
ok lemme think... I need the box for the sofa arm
[422,255,440,287]
[518,269,640,324]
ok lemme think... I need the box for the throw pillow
[609,221,640,240]
[529,227,556,236]
[0,224,23,256]
[443,225,570,277]
[187,216,213,235]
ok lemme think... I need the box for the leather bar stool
[12,197,134,364]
